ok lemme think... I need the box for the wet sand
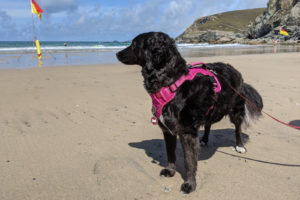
[0,52,299,200]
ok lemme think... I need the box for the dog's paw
[160,168,175,177]
[180,181,196,194]
[235,146,247,154]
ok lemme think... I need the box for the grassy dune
[190,8,266,33]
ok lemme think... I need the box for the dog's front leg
[179,132,199,193]
[160,131,177,177]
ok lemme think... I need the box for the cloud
[39,0,78,14]
[0,10,15,29]
[0,10,17,39]
[2,0,270,41]
[234,0,269,9]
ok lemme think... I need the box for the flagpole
[31,12,37,41]
[30,0,37,41]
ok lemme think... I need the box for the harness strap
[150,62,221,125]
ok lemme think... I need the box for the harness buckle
[169,84,177,92]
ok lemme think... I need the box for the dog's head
[116,32,186,70]
[116,32,187,93]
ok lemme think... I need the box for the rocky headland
[176,0,300,44]
[248,0,300,44]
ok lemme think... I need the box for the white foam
[177,43,253,49]
[0,42,256,54]
[0,45,128,53]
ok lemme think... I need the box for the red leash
[230,85,300,130]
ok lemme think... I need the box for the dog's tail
[242,83,263,126]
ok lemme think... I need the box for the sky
[0,0,269,41]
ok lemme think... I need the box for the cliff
[247,0,300,43]
[176,0,300,44]
[176,8,265,44]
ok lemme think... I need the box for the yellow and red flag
[280,28,289,36]
[31,0,43,20]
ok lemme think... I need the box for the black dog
[116,32,263,193]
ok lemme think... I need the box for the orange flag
[31,0,43,20]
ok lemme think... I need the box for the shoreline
[1,51,299,70]
[1,44,300,69]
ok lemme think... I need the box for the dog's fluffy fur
[116,32,263,193]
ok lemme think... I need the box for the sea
[0,41,300,69]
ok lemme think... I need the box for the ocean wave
[0,45,129,53]
[177,43,254,48]
[0,42,257,54]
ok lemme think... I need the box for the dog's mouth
[116,48,138,65]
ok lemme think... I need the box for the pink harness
[150,62,221,124]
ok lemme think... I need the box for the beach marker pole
[30,0,43,67]
[35,39,42,66]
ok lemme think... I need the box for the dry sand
[0,52,300,200]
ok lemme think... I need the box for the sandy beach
[0,52,300,200]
